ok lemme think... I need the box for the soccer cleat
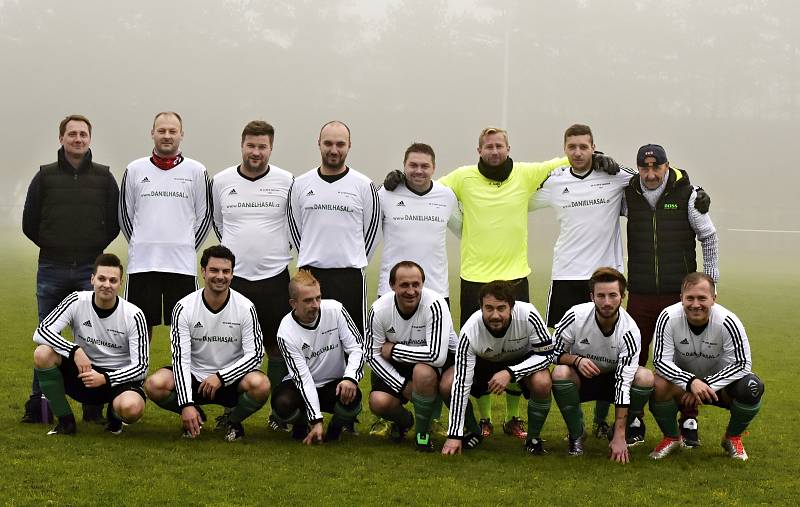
[462,431,484,450]
[325,421,344,442]
[415,432,434,452]
[649,436,684,459]
[429,418,447,437]
[369,418,392,437]
[291,422,310,441]
[502,417,528,440]
[105,414,124,435]
[626,416,646,446]
[224,421,245,442]
[47,415,77,436]
[479,418,494,438]
[390,420,412,443]
[267,414,290,432]
[593,420,610,439]
[721,435,748,461]
[524,437,547,455]
[680,418,700,448]
[567,432,586,456]
[214,408,232,431]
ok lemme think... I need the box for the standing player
[287,120,379,336]
[550,268,654,462]
[22,114,119,424]
[367,261,456,451]
[144,246,269,442]
[212,120,293,429]
[441,281,554,456]
[271,270,365,444]
[626,144,718,446]
[32,253,148,435]
[649,273,763,461]
[119,111,212,340]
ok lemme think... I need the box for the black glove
[592,152,620,175]
[694,187,710,214]
[383,170,405,191]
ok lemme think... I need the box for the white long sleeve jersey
[33,291,149,386]
[377,182,459,297]
[553,302,641,406]
[119,156,212,275]
[212,165,294,280]
[530,166,634,280]
[448,302,552,437]
[277,300,365,422]
[170,288,264,408]
[653,302,751,392]
[367,288,457,395]
[287,167,379,269]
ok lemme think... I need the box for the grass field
[2,230,798,506]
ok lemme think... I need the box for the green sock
[526,397,552,439]
[384,404,413,428]
[465,400,481,434]
[505,387,522,419]
[36,367,72,417]
[552,380,584,438]
[627,384,654,424]
[332,399,362,428]
[476,394,492,420]
[594,400,611,425]
[649,399,680,438]
[230,392,267,423]
[431,395,443,421]
[267,357,288,392]
[726,400,761,437]
[154,390,182,415]
[412,392,436,434]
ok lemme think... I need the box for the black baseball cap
[636,144,668,166]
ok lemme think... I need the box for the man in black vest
[625,143,719,447]
[22,114,120,424]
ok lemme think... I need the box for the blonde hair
[478,126,509,147]
[289,269,320,299]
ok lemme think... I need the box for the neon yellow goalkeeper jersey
[438,157,566,283]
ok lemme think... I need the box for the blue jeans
[31,260,93,396]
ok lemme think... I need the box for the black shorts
[546,279,591,328]
[370,360,443,401]
[126,272,197,326]
[470,356,533,399]
[161,365,260,408]
[576,370,615,403]
[271,378,362,416]
[460,277,529,328]
[301,266,365,336]
[59,356,145,405]
[231,268,291,358]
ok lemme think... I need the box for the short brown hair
[153,111,183,129]
[478,127,508,147]
[589,267,627,294]
[681,272,715,294]
[389,261,426,286]
[403,143,435,165]
[564,123,593,145]
[289,269,320,299]
[241,120,275,145]
[479,280,517,308]
[59,115,92,137]
[93,252,122,276]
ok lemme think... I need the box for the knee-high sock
[266,357,288,397]
[383,403,413,428]
[230,392,267,423]
[412,392,436,434]
[153,390,182,415]
[628,384,654,424]
[505,385,522,419]
[727,400,761,437]
[650,399,680,438]
[332,398,362,427]
[476,394,492,420]
[36,367,72,417]
[527,397,551,439]
[553,380,584,438]
[594,400,610,424]
[430,394,443,421]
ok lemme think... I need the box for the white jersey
[170,288,264,407]
[277,300,365,422]
[553,302,641,406]
[212,165,294,280]
[33,291,149,386]
[653,302,751,392]
[367,288,457,395]
[448,302,552,437]
[377,182,459,297]
[287,167,379,269]
[119,156,212,275]
[530,166,634,280]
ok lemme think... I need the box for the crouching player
[271,270,365,444]
[367,261,457,451]
[441,280,553,455]
[32,253,149,435]
[649,272,763,460]
[145,245,269,442]
[551,268,654,463]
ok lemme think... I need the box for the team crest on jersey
[228,188,238,195]
[580,338,589,344]
[141,177,150,183]
[562,187,570,194]
[680,338,689,344]
[82,320,92,327]
[306,189,315,196]
[396,201,405,207]
[194,322,204,329]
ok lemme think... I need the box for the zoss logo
[663,203,678,210]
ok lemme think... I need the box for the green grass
[1,233,798,506]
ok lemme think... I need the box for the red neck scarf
[150,151,184,170]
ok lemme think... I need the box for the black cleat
[462,431,484,450]
[292,422,310,441]
[681,418,700,448]
[415,432,434,452]
[215,408,232,431]
[224,421,245,442]
[47,415,77,436]
[524,437,547,455]
[82,403,106,424]
[105,414,124,435]
[325,421,344,442]
[607,417,646,446]
[268,414,290,432]
[568,432,585,456]
[593,421,610,439]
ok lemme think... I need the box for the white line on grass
[728,229,800,234]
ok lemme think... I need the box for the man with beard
[288,121,379,336]
[550,268,653,462]
[119,111,212,341]
[144,245,269,442]
[212,120,293,430]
